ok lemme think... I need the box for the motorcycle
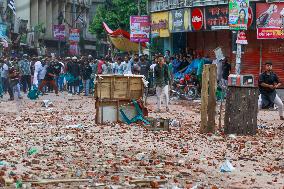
[171,73,200,100]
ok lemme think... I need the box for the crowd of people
[0,50,233,111]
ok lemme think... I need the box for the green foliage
[89,0,147,39]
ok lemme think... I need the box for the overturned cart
[95,75,170,131]
[95,75,145,123]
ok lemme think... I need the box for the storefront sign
[256,3,284,39]
[69,41,79,55]
[169,8,191,32]
[69,28,80,42]
[191,8,203,31]
[236,31,248,44]
[257,28,284,39]
[205,6,229,30]
[229,0,249,30]
[53,25,65,40]
[0,23,7,39]
[130,16,150,42]
[151,12,169,37]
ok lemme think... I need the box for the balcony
[149,0,229,12]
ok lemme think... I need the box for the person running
[258,61,284,120]
[154,56,170,112]
[38,59,59,96]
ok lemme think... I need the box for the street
[0,94,283,188]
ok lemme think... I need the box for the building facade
[0,0,102,56]
[148,0,284,85]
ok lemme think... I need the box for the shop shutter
[261,39,284,84]
[241,31,260,83]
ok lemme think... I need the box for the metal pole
[72,0,76,28]
[138,0,142,55]
[58,39,61,57]
[236,43,242,75]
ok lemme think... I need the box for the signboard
[151,12,169,38]
[53,25,65,40]
[169,8,191,32]
[236,31,248,44]
[0,23,7,39]
[256,3,284,39]
[191,8,204,31]
[205,6,229,30]
[130,16,150,42]
[69,41,79,55]
[257,28,284,39]
[229,0,249,30]
[69,28,80,42]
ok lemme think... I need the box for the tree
[89,0,147,39]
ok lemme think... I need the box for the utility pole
[138,0,142,55]
[72,0,76,28]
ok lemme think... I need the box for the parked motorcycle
[171,73,200,100]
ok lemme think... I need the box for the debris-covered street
[0,94,283,189]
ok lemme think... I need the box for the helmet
[184,74,190,81]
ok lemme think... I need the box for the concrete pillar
[38,0,46,27]
[46,0,52,39]
[52,0,59,26]
[30,0,39,28]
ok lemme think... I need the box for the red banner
[256,3,284,39]
[257,28,284,39]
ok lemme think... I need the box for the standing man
[154,56,170,112]
[1,58,9,94]
[8,61,22,100]
[258,61,284,120]
[221,57,231,87]
[38,61,59,96]
[81,59,92,96]
[33,57,43,87]
[138,55,151,79]
[18,54,31,93]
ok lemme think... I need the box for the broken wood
[200,64,217,133]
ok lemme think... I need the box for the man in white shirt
[33,57,43,87]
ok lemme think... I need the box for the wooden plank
[200,65,210,133]
[207,65,217,133]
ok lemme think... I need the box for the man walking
[155,56,170,112]
[18,54,31,93]
[258,61,284,120]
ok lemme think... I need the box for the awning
[103,22,147,53]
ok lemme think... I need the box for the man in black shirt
[258,61,283,120]
[38,60,59,95]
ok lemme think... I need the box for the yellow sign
[151,12,170,38]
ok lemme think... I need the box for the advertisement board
[53,25,65,40]
[205,6,229,30]
[0,23,7,39]
[151,12,170,37]
[169,8,191,32]
[256,3,284,39]
[229,0,249,30]
[69,28,80,42]
[130,16,150,42]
